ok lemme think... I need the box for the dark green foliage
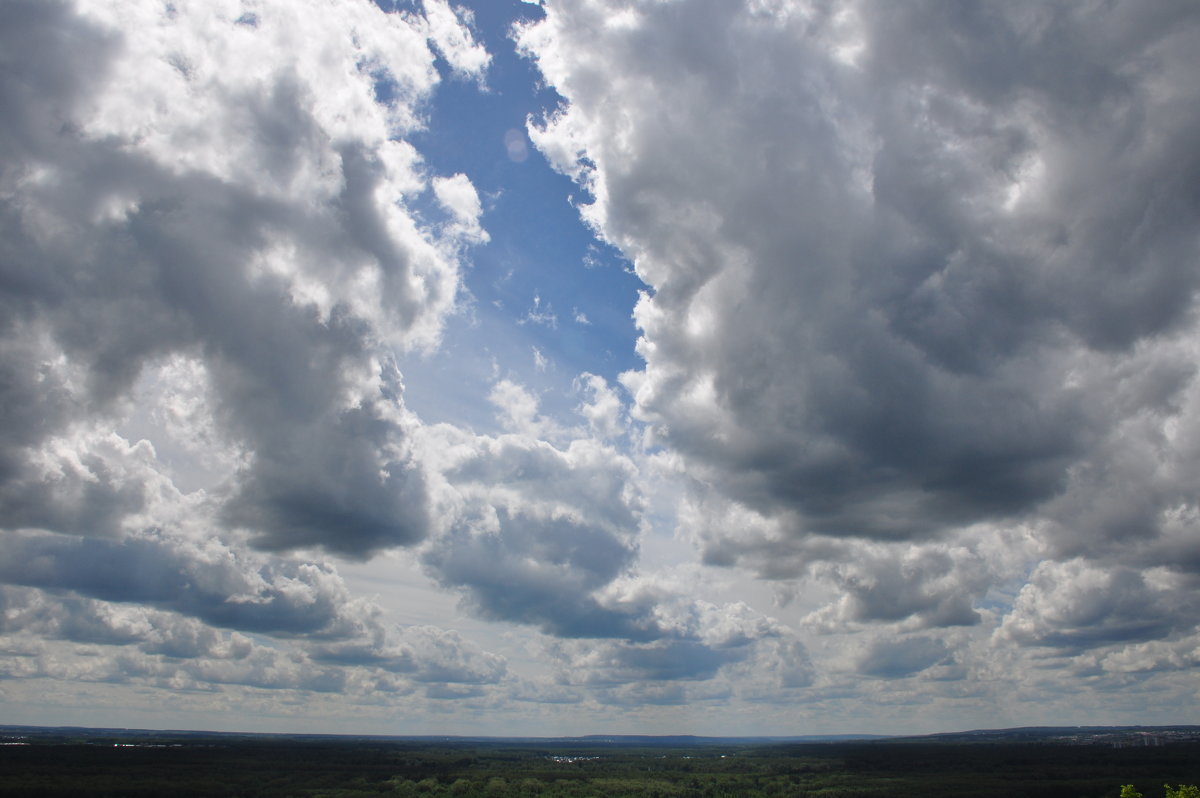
[0,734,1197,797]
[1122,785,1200,798]
[1165,786,1200,798]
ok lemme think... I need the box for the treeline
[0,737,1197,797]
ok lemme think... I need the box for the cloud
[413,387,801,686]
[575,373,625,441]
[0,553,506,695]
[418,418,646,639]
[520,294,558,329]
[487,379,567,441]
[0,0,841,722]
[308,625,506,685]
[532,346,549,372]
[573,639,746,684]
[420,0,491,81]
[0,529,380,637]
[1098,634,1200,676]
[856,635,950,679]
[7,0,1200,730]
[802,543,991,631]
[997,560,1198,654]
[547,596,790,685]
[0,587,246,657]
[0,0,489,558]
[0,0,514,701]
[519,0,1200,653]
[433,173,489,244]
[509,678,582,705]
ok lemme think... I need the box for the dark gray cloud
[0,1,137,536]
[521,0,1200,649]
[0,0,117,166]
[856,636,950,679]
[574,639,750,684]
[0,530,376,637]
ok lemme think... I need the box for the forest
[0,726,1197,797]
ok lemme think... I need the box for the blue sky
[400,0,645,430]
[1,0,1199,737]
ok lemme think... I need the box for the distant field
[0,727,1197,797]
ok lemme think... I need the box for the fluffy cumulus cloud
[416,380,794,687]
[0,0,520,710]
[519,0,1200,698]
[5,0,1200,733]
[0,0,793,719]
[0,0,460,556]
[0,562,506,696]
[998,559,1200,654]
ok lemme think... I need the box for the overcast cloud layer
[0,0,1198,735]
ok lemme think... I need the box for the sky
[1,0,1199,737]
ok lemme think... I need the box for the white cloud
[487,378,573,442]
[433,172,489,244]
[520,293,558,329]
[997,560,1197,654]
[420,0,491,81]
[574,373,625,441]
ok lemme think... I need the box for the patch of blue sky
[390,0,645,429]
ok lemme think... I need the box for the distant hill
[0,725,887,746]
[1,723,1196,747]
[891,725,1200,746]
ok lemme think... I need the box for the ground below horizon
[1,725,1198,797]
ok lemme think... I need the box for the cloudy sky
[1,0,1199,737]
